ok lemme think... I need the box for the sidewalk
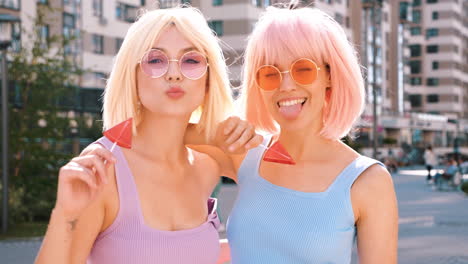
[1,167,467,264]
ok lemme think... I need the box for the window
[116,2,138,22]
[432,11,438,20]
[409,94,422,107]
[38,25,49,48]
[93,0,103,17]
[63,13,75,54]
[410,77,422,85]
[427,94,439,103]
[63,0,69,4]
[426,28,439,39]
[410,27,421,35]
[252,0,261,7]
[427,78,439,86]
[426,45,438,53]
[432,61,439,70]
[409,45,421,57]
[37,0,48,4]
[213,0,222,6]
[335,13,344,25]
[208,20,223,36]
[412,10,421,23]
[92,34,104,54]
[63,12,75,28]
[427,0,437,3]
[413,0,421,6]
[116,38,124,53]
[1,0,20,9]
[409,60,422,74]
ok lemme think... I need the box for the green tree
[4,9,101,223]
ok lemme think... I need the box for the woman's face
[259,57,331,133]
[136,26,208,118]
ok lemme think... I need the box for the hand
[54,150,115,221]
[214,116,263,155]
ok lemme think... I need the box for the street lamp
[0,13,20,234]
[362,0,382,159]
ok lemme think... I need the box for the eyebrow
[151,47,197,54]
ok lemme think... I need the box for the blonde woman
[35,6,260,264]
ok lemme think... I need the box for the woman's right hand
[54,150,115,221]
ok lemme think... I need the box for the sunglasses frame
[138,49,209,80]
[255,58,322,91]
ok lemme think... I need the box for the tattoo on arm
[68,219,78,231]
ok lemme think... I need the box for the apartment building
[1,0,466,149]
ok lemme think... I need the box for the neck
[132,111,192,163]
[277,123,340,162]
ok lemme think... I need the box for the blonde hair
[103,6,233,141]
[238,6,365,140]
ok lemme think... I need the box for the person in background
[424,145,437,183]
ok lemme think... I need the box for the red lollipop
[103,118,133,150]
[262,141,296,165]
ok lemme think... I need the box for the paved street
[1,168,468,264]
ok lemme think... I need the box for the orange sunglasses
[255,58,322,91]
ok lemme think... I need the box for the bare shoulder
[351,162,397,221]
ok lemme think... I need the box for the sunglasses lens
[291,59,318,85]
[141,50,168,78]
[180,51,208,80]
[256,66,281,91]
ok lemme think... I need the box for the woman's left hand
[214,116,263,155]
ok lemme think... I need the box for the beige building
[1,0,467,149]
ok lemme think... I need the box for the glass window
[116,38,124,53]
[426,45,438,53]
[412,10,421,23]
[409,60,422,74]
[427,94,439,103]
[432,61,439,70]
[410,77,422,85]
[410,27,421,35]
[92,34,104,54]
[413,0,421,6]
[409,94,422,107]
[213,0,222,6]
[427,0,437,3]
[208,20,223,36]
[409,45,421,57]
[427,78,439,86]
[432,11,438,20]
[426,28,439,39]
[93,0,103,17]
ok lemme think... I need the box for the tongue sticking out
[279,103,302,119]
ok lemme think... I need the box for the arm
[217,238,231,264]
[185,117,263,181]
[35,153,115,264]
[352,165,399,264]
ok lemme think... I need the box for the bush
[461,181,468,195]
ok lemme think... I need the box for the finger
[244,135,264,149]
[71,155,109,185]
[228,125,255,152]
[61,165,98,189]
[223,117,240,136]
[225,121,248,145]
[81,144,116,164]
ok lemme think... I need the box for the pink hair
[239,6,365,140]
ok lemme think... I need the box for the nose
[165,60,182,82]
[279,71,296,92]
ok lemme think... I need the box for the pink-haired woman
[189,3,399,264]
[224,4,399,264]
